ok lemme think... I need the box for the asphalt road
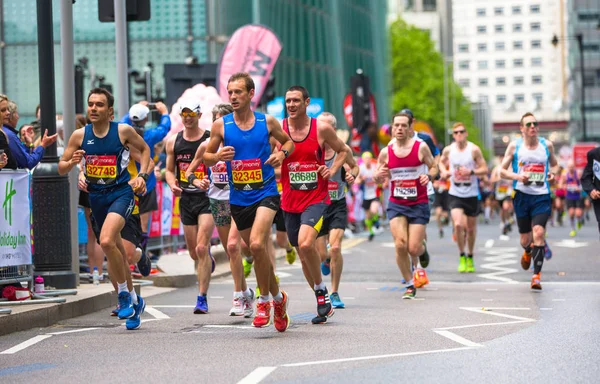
[1,215,599,383]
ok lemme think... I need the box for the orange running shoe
[413,268,429,288]
[252,301,271,328]
[531,273,542,290]
[521,250,532,270]
[273,290,290,332]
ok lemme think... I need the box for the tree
[389,18,487,157]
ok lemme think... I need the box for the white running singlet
[512,138,550,195]
[448,142,479,198]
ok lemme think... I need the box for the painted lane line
[460,307,536,322]
[46,328,100,335]
[477,247,520,283]
[1,335,53,354]
[484,239,495,248]
[552,299,566,302]
[481,299,494,302]
[237,367,278,384]
[209,296,225,299]
[476,307,531,310]
[344,297,355,300]
[366,288,379,290]
[433,330,483,348]
[485,288,498,291]
[148,305,195,308]
[540,308,553,310]
[436,319,533,331]
[145,306,171,319]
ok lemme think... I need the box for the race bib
[453,167,471,185]
[566,182,579,192]
[211,162,229,190]
[392,179,418,199]
[497,185,508,194]
[523,163,545,183]
[179,162,206,183]
[232,158,264,190]
[328,181,339,200]
[85,155,117,185]
[288,162,318,191]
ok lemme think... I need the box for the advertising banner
[573,143,598,170]
[0,171,32,267]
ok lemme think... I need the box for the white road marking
[436,319,535,331]
[460,307,536,322]
[145,306,171,319]
[382,242,395,248]
[552,299,566,302]
[46,328,100,335]
[366,288,379,290]
[1,335,53,354]
[554,239,589,248]
[209,296,225,299]
[149,305,195,308]
[485,288,498,291]
[204,325,256,329]
[433,330,483,347]
[540,308,553,311]
[477,247,520,283]
[344,297,355,300]
[481,299,494,302]
[484,239,495,248]
[237,366,278,384]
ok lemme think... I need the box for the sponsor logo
[87,139,94,145]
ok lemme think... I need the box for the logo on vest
[243,184,252,191]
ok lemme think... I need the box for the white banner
[161,185,173,237]
[0,170,32,267]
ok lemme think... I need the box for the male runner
[356,152,381,241]
[59,87,151,329]
[561,160,584,237]
[315,112,359,309]
[374,112,437,299]
[500,112,558,290]
[432,177,450,238]
[581,146,600,238]
[439,123,488,273]
[203,72,293,332]
[280,85,351,322]
[490,161,515,237]
[165,101,215,314]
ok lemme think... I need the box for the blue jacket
[2,124,44,169]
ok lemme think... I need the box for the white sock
[485,206,491,219]
[406,279,414,287]
[130,289,138,305]
[314,282,326,291]
[258,295,270,303]
[273,292,283,303]
[233,291,243,299]
[117,282,128,294]
[242,288,252,298]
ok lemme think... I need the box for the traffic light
[350,69,371,132]
[258,75,276,109]
[98,0,151,22]
[130,69,151,101]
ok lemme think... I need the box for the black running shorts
[284,203,329,247]
[230,194,280,232]
[448,195,480,217]
[180,193,211,226]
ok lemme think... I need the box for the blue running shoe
[136,247,152,277]
[544,242,552,260]
[209,248,215,273]
[126,296,145,330]
[111,305,119,317]
[321,259,331,276]
[330,292,345,308]
[117,291,134,319]
[194,295,208,314]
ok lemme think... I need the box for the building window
[579,12,600,22]
[496,94,507,103]
[583,43,600,52]
[478,43,487,52]
[476,8,486,17]
[496,77,506,86]
[495,41,505,51]
[531,40,541,49]
[477,25,487,34]
[478,60,488,69]
[512,6,521,15]
[479,78,488,86]
[494,7,503,16]
[532,75,542,84]
[531,57,542,66]
[514,58,524,67]
[495,59,505,68]
[532,93,543,101]
[530,22,541,32]
[513,23,522,32]
[514,76,524,85]
[458,43,469,53]
[423,0,437,12]
[530,5,540,14]
[515,93,525,102]
[495,24,504,33]
[458,60,469,70]
[459,78,470,88]
[513,41,523,49]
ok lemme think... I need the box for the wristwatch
[281,149,290,158]
[137,173,149,182]
[470,170,475,176]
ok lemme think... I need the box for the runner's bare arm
[58,129,85,175]
[438,146,451,179]
[266,115,294,168]
[490,166,501,183]
[129,145,155,174]
[186,141,207,180]
[499,142,521,181]
[120,124,151,191]
[343,146,359,184]
[419,143,437,180]
[165,134,182,195]
[318,120,349,175]
[472,146,488,177]
[203,119,225,167]
[374,149,390,184]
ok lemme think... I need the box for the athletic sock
[286,241,293,252]
[130,289,138,305]
[405,279,414,287]
[117,281,128,294]
[484,206,491,220]
[233,291,243,299]
[314,282,326,291]
[467,254,473,259]
[532,245,545,274]
[524,244,532,254]
[365,217,373,233]
[272,292,283,303]
[258,295,270,303]
[140,232,149,253]
[242,288,252,298]
[460,252,466,258]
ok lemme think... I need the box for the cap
[399,108,414,119]
[361,151,373,160]
[129,104,150,122]
[179,101,201,114]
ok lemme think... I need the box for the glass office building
[0,0,389,128]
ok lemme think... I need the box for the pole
[576,34,587,141]
[32,0,76,288]
[114,0,129,119]
[252,0,260,24]
[443,57,450,146]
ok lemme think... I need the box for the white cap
[179,100,201,114]
[129,104,150,122]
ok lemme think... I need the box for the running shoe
[330,292,345,308]
[466,257,475,273]
[531,273,542,290]
[194,295,208,314]
[457,255,467,273]
[315,287,334,318]
[403,285,416,299]
[286,247,297,264]
[117,291,134,319]
[544,242,552,260]
[439,229,444,238]
[311,315,328,324]
[273,290,290,332]
[569,229,576,237]
[125,295,145,330]
[242,257,252,278]
[136,247,152,277]
[229,295,244,316]
[413,268,429,288]
[243,288,255,318]
[252,300,271,328]
[577,220,583,230]
[368,232,375,241]
[209,248,215,273]
[521,249,532,270]
[420,240,430,268]
[321,259,331,276]
[111,305,119,317]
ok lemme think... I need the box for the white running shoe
[229,296,245,316]
[243,288,255,318]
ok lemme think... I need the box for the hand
[0,153,7,168]
[138,100,149,106]
[591,189,600,200]
[130,176,147,196]
[170,180,183,197]
[77,173,88,192]
[419,174,430,186]
[71,149,85,165]
[516,173,530,184]
[440,170,451,180]
[317,165,330,180]
[345,172,356,185]
[154,161,163,179]
[155,102,168,115]
[193,175,210,191]
[265,152,284,168]
[547,172,555,182]
[22,126,35,146]
[218,146,235,162]
[40,129,58,148]
[456,166,471,177]
[375,164,390,180]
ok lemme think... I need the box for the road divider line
[145,306,171,319]
[435,319,532,331]
[237,366,277,384]
[1,335,53,354]
[46,328,100,335]
[460,307,536,322]
[433,330,483,348]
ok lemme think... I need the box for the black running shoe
[315,288,334,318]
[311,315,328,324]
[419,240,430,268]
[403,285,416,299]
[136,247,152,277]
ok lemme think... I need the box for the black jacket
[581,147,600,194]
[0,129,17,170]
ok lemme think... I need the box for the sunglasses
[181,111,198,117]
[525,122,539,128]
[453,130,466,135]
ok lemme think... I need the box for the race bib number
[328,181,339,200]
[85,155,117,184]
[211,162,229,190]
[288,162,318,191]
[523,163,545,183]
[497,184,508,194]
[594,160,600,180]
[392,179,418,199]
[566,182,579,192]
[179,162,206,183]
[232,159,264,190]
[453,167,471,185]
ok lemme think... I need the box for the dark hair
[228,72,255,92]
[520,112,535,126]
[87,87,114,108]
[392,112,413,126]
[286,85,309,100]
[75,114,87,129]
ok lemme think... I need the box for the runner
[374,112,437,299]
[165,100,216,314]
[561,160,584,237]
[315,112,359,309]
[186,103,255,317]
[499,112,558,290]
[432,177,450,238]
[581,145,600,238]
[203,72,293,331]
[280,85,351,323]
[554,166,566,226]
[439,123,488,273]
[356,151,381,241]
[59,87,151,329]
[490,162,514,237]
